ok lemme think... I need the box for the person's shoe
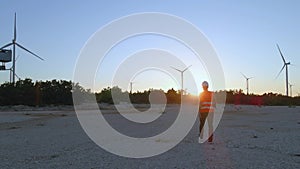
[208,134,213,143]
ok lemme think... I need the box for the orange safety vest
[199,91,215,113]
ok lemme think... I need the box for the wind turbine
[9,68,21,82]
[8,54,21,82]
[241,72,253,95]
[0,13,44,84]
[129,81,136,94]
[170,65,192,96]
[276,44,291,96]
[289,83,294,97]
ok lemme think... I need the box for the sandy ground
[0,105,299,169]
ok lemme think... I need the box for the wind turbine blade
[183,65,192,72]
[14,13,17,41]
[249,77,254,79]
[0,43,13,49]
[276,44,286,63]
[240,72,247,79]
[276,64,285,79]
[170,66,181,72]
[16,43,44,61]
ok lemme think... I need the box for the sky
[0,0,299,96]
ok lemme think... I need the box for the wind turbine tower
[0,13,44,84]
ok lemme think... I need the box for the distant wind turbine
[171,65,192,96]
[241,72,253,95]
[9,67,21,82]
[129,81,136,94]
[289,83,294,97]
[9,54,21,82]
[0,13,44,84]
[276,44,292,96]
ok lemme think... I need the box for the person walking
[199,81,216,143]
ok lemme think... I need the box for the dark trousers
[199,112,214,139]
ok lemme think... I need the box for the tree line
[95,87,182,104]
[0,78,90,106]
[222,89,300,106]
[0,79,299,106]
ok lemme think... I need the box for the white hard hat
[202,81,209,87]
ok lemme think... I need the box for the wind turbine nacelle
[0,49,12,62]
